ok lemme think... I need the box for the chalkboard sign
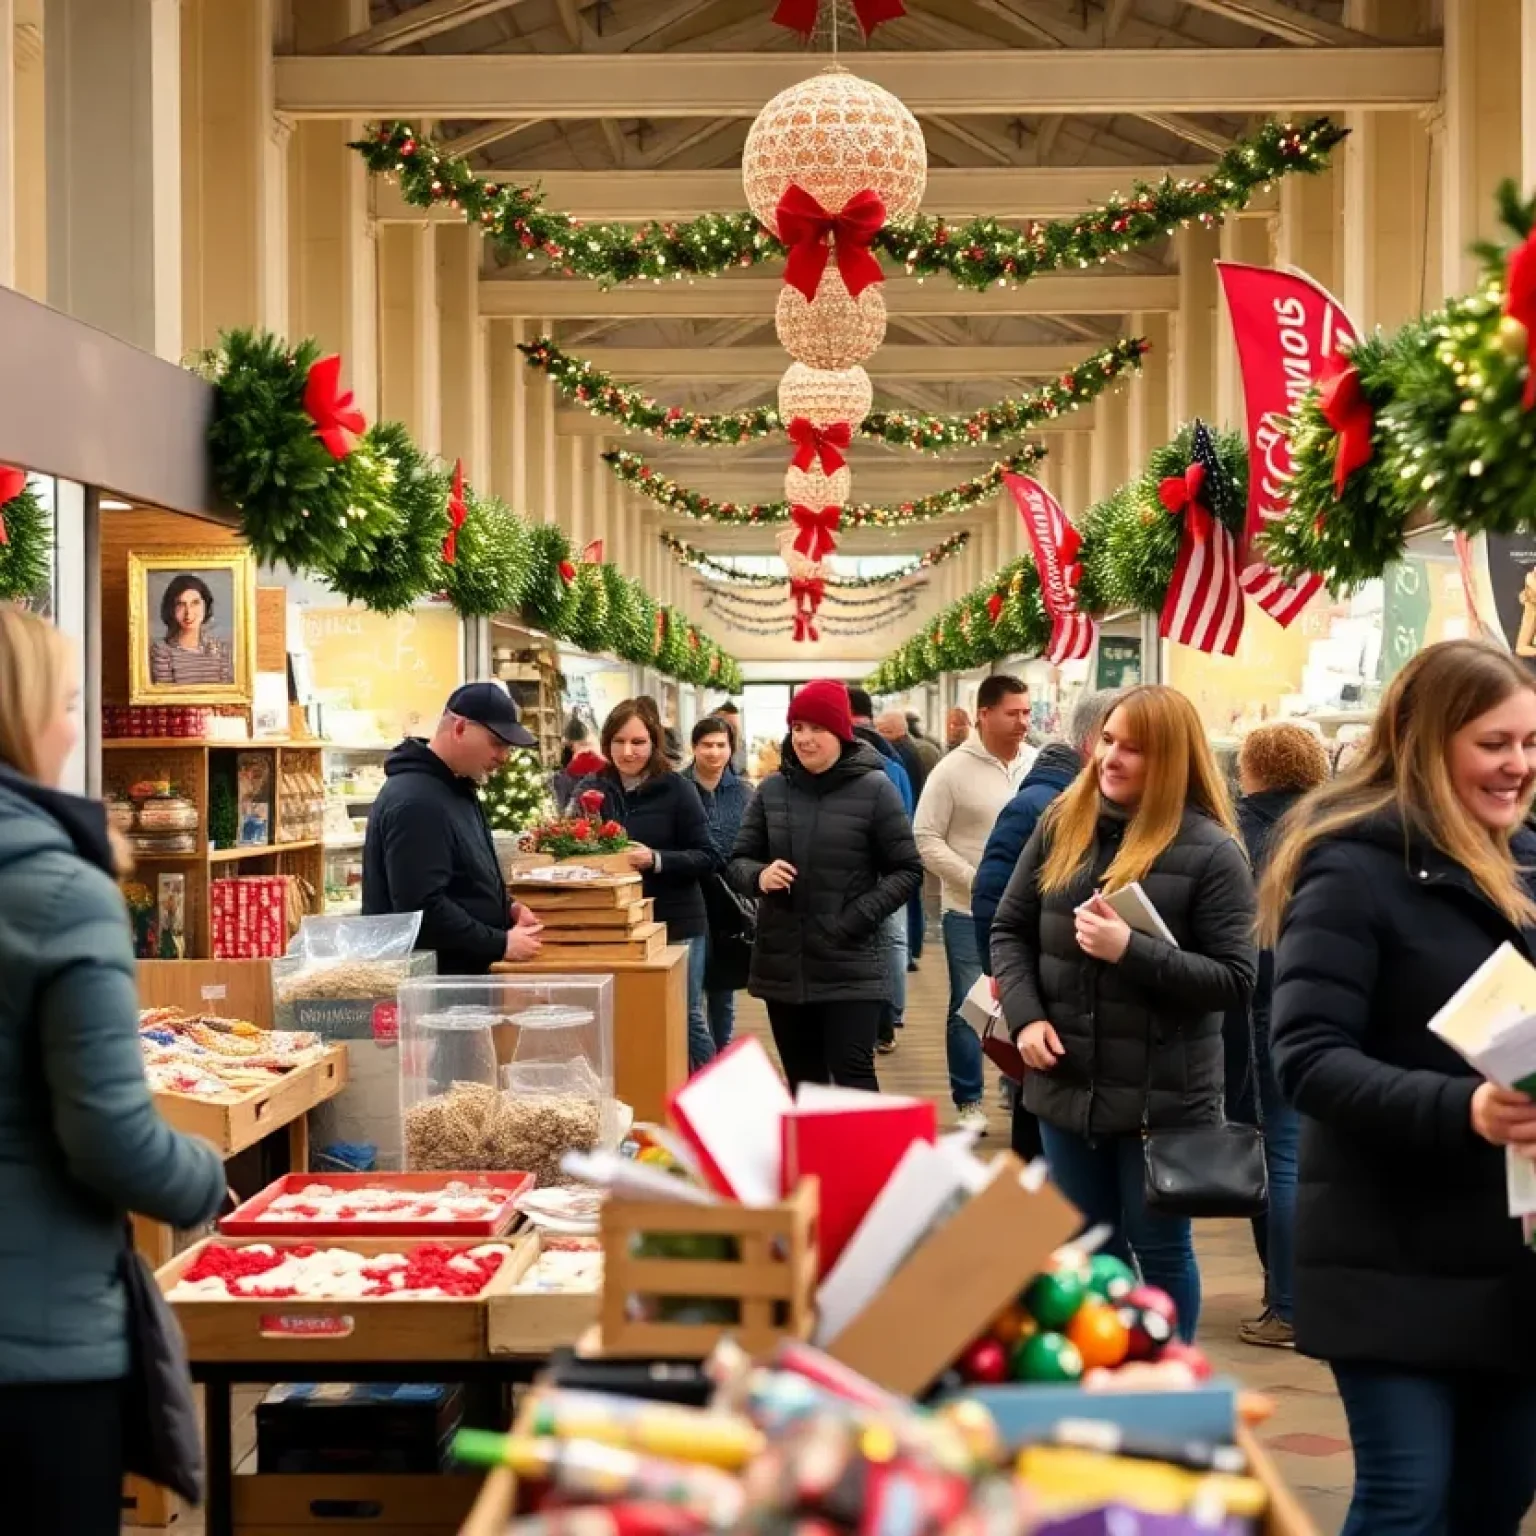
[1381,558,1431,682]
[1095,636,1142,691]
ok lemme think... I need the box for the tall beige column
[976,520,998,585]
[1276,163,1341,292]
[181,0,287,352]
[1524,0,1536,187]
[486,320,518,503]
[995,491,1019,563]
[524,317,558,522]
[46,0,182,357]
[0,0,14,290]
[1128,314,1171,468]
[1216,216,1271,428]
[1442,0,1522,298]
[562,435,589,548]
[11,1,43,300]
[1062,433,1092,518]
[589,439,611,560]
[287,0,375,415]
[377,223,439,450]
[1174,224,1219,426]
[436,225,487,483]
[1089,385,1128,506]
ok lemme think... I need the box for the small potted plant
[521,790,632,873]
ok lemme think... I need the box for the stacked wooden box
[508,872,667,962]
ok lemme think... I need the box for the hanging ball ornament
[776,268,888,371]
[1497,313,1529,359]
[779,364,873,431]
[742,65,928,234]
[786,464,851,509]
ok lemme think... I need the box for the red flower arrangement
[524,791,631,860]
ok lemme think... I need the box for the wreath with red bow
[0,468,51,604]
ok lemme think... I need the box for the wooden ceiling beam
[274,47,1443,117]
[1176,0,1376,45]
[323,0,533,54]
[578,344,1104,379]
[1137,112,1235,153]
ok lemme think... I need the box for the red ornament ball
[1117,1301,1175,1362]
[956,1335,1010,1385]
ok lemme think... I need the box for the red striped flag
[1158,421,1246,657]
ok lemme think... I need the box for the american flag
[1159,422,1246,657]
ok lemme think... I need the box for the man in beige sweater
[914,674,1035,1130]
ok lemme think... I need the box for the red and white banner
[580,539,605,564]
[1215,261,1360,627]
[1004,473,1096,665]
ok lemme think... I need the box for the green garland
[354,118,1344,292]
[868,422,1247,691]
[660,529,970,586]
[441,486,530,618]
[607,443,1045,528]
[521,336,1148,453]
[520,520,578,634]
[316,422,449,613]
[0,480,52,603]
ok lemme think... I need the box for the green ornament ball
[1024,1266,1088,1330]
[1010,1330,1084,1384]
[1087,1254,1137,1304]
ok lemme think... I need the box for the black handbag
[120,1227,204,1504]
[1141,1008,1269,1220]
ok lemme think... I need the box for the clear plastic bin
[397,975,614,1186]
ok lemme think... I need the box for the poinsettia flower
[599,820,623,839]
[578,789,605,814]
[572,818,592,839]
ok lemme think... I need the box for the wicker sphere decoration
[776,268,887,370]
[778,363,873,431]
[743,65,928,235]
[785,464,851,508]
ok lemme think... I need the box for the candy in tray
[167,1240,515,1301]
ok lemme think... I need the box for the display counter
[491,945,688,1122]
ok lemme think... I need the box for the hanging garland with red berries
[353,117,1345,292]
[660,529,969,585]
[0,469,52,604]
[520,335,1148,453]
[607,444,1045,528]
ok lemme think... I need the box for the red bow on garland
[302,354,366,459]
[1158,462,1214,542]
[558,560,577,584]
[0,465,25,547]
[790,575,826,614]
[793,609,820,643]
[1505,225,1536,410]
[791,504,842,562]
[986,592,1004,624]
[1315,355,1375,493]
[787,417,852,476]
[442,459,467,565]
[771,0,906,39]
[777,185,886,302]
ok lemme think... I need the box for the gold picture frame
[127,548,258,706]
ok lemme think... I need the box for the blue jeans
[706,989,735,1053]
[878,909,908,1044]
[1039,1121,1201,1342]
[942,910,984,1107]
[908,887,925,959]
[685,935,715,1073]
[1224,1002,1299,1322]
[1332,1363,1536,1535]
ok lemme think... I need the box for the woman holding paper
[991,686,1257,1342]
[1263,639,1536,1536]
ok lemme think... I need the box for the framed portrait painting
[128,549,257,706]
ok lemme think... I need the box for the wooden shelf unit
[104,739,325,959]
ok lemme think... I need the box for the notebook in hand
[1101,882,1179,948]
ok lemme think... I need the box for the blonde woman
[1263,640,1536,1534]
[0,607,225,1531]
[991,686,1257,1339]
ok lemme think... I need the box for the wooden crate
[138,957,275,1026]
[233,1471,480,1533]
[538,922,666,963]
[596,1179,818,1359]
[507,874,643,911]
[1241,1424,1321,1536]
[157,1233,531,1364]
[486,1230,602,1356]
[536,899,655,931]
[152,1045,349,1157]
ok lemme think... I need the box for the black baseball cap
[447,682,537,747]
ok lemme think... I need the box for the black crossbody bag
[1141,1004,1268,1219]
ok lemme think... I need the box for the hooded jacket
[362,739,514,975]
[567,770,719,940]
[854,723,913,814]
[914,734,1033,916]
[992,802,1257,1138]
[1271,812,1536,1372]
[728,739,924,1003]
[0,766,225,1382]
[972,742,1083,967]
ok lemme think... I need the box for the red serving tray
[219,1173,534,1239]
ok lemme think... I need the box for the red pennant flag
[302,354,366,459]
[776,185,886,301]
[1216,261,1360,628]
[1004,474,1097,665]
[442,458,467,565]
[0,465,24,547]
[581,539,605,563]
[787,417,852,475]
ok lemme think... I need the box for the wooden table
[492,944,688,1121]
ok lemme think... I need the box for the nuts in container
[404,1081,601,1187]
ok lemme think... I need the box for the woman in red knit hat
[728,680,924,1090]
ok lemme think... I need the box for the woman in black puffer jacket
[992,685,1256,1342]
[1264,641,1536,1534]
[729,680,923,1092]
[570,699,720,1071]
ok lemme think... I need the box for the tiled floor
[140,919,1536,1535]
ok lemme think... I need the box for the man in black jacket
[363,683,545,975]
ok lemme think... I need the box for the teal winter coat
[0,766,226,1383]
